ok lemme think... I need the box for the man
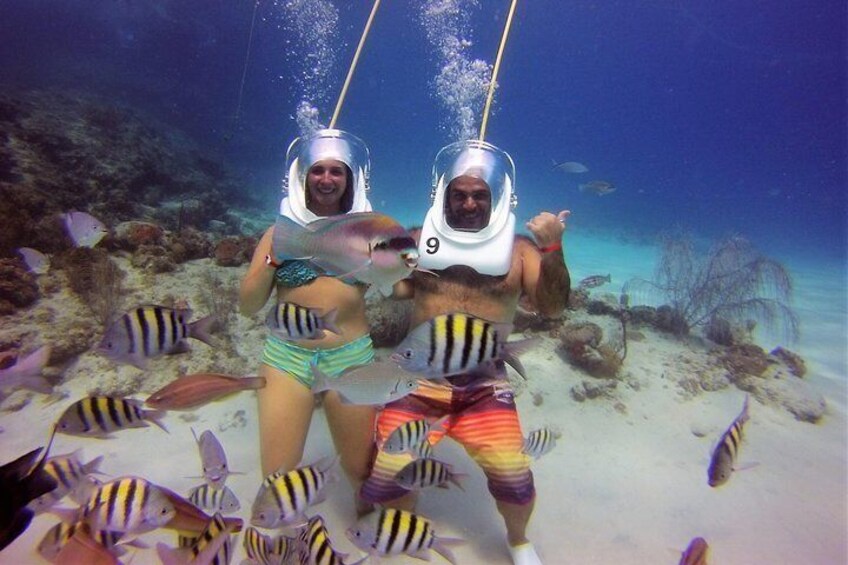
[360,140,570,565]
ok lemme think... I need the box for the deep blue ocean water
[0,1,845,562]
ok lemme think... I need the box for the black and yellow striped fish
[265,302,340,340]
[394,458,466,491]
[56,396,168,438]
[80,476,175,534]
[708,395,751,487]
[29,452,103,512]
[299,514,363,565]
[187,483,240,514]
[345,508,464,564]
[36,521,124,562]
[183,512,234,565]
[97,305,215,369]
[521,427,558,459]
[382,417,447,455]
[251,456,337,529]
[392,313,539,379]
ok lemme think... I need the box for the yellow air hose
[329,0,382,129]
[479,0,518,142]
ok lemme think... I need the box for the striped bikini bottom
[261,333,374,389]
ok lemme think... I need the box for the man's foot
[509,542,543,565]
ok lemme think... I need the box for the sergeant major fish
[187,483,240,514]
[97,305,215,370]
[56,396,168,438]
[394,458,466,491]
[28,451,104,513]
[299,514,366,565]
[345,508,464,564]
[391,313,539,380]
[382,416,448,455]
[265,302,340,341]
[251,456,338,529]
[272,212,419,298]
[73,476,175,534]
[708,395,751,487]
[521,428,558,459]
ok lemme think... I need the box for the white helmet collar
[280,128,372,225]
[418,139,517,276]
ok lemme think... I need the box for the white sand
[1,235,845,564]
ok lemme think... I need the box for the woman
[239,129,375,514]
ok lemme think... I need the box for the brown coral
[771,346,807,378]
[0,258,39,315]
[721,343,771,380]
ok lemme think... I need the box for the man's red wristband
[539,242,562,254]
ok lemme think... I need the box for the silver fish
[345,508,464,564]
[56,396,168,438]
[391,313,539,380]
[579,180,616,196]
[272,212,419,298]
[708,395,751,487]
[551,160,589,173]
[310,358,420,406]
[97,305,215,369]
[265,303,340,340]
[577,274,611,289]
[62,211,108,248]
[17,247,49,274]
[192,429,233,489]
[0,345,52,394]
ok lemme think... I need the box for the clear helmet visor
[280,128,372,224]
[430,139,516,241]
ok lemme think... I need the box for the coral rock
[770,346,807,378]
[213,236,253,267]
[366,295,413,348]
[114,221,165,250]
[720,344,771,379]
[0,258,40,315]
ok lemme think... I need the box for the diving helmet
[417,139,517,275]
[280,128,372,225]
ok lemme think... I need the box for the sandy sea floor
[0,233,845,564]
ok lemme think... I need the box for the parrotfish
[391,313,539,380]
[145,373,266,411]
[62,211,108,248]
[97,305,215,369]
[272,212,419,297]
[346,508,464,564]
[708,395,751,487]
[310,358,420,406]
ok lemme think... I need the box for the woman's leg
[256,364,315,476]
[323,391,376,512]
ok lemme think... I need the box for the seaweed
[623,232,799,342]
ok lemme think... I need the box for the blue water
[0,0,845,562]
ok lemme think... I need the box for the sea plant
[623,232,799,343]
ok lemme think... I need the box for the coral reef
[0,90,258,258]
[623,233,799,341]
[0,258,39,315]
[559,321,623,379]
[770,346,807,378]
[213,236,255,267]
[54,247,125,325]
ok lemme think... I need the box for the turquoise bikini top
[274,260,320,288]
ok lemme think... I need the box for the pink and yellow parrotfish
[272,212,419,297]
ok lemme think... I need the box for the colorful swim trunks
[261,333,374,389]
[360,371,534,505]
